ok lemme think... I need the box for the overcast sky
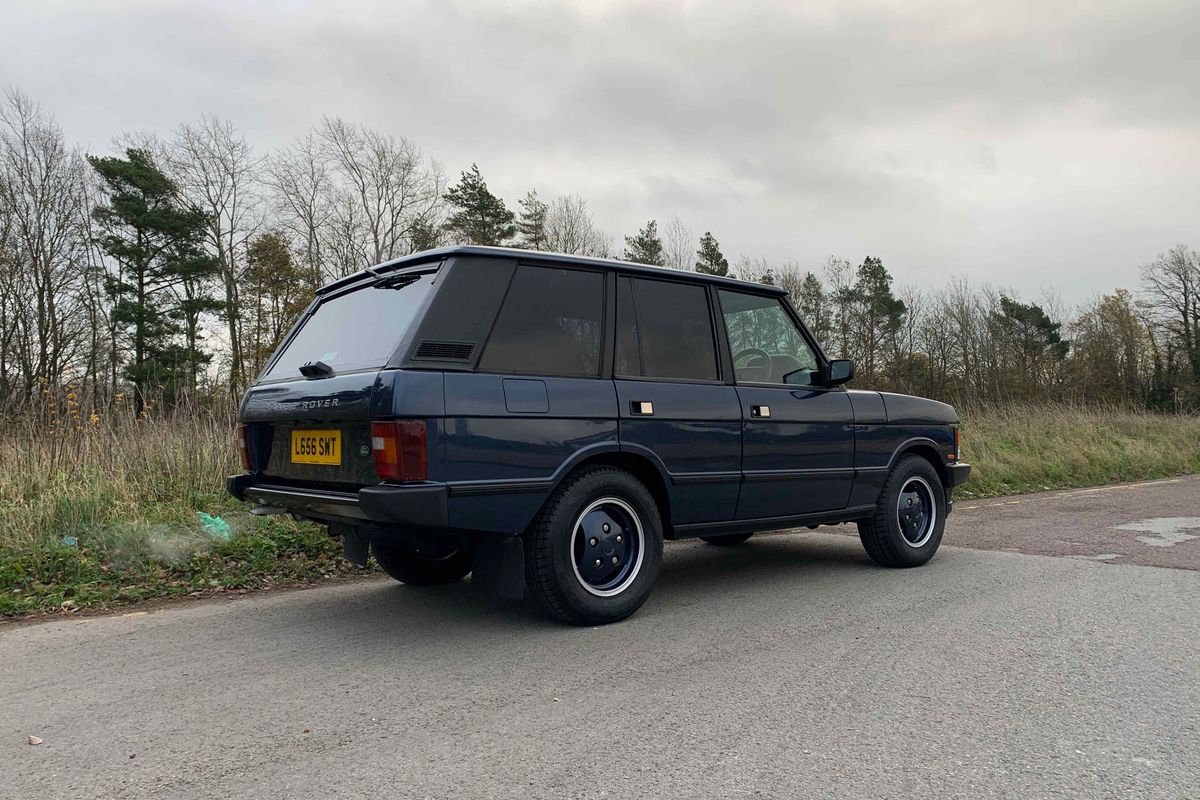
[3,0,1197,304]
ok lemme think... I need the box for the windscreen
[261,272,436,381]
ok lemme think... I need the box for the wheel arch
[888,437,948,487]
[548,451,673,536]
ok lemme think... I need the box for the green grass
[0,410,362,617]
[2,403,1199,617]
[0,508,354,617]
[958,404,1200,498]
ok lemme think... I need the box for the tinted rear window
[261,272,436,381]
[616,277,718,381]
[478,265,604,377]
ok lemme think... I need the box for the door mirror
[823,359,855,386]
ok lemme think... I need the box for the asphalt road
[3,477,1199,799]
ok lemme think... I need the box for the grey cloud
[1,0,1196,301]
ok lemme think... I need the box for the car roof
[318,245,788,296]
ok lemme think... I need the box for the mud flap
[340,526,371,568]
[471,536,525,600]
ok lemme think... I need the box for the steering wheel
[732,348,771,369]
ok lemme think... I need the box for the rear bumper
[226,475,448,529]
[946,462,972,488]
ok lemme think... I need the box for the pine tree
[694,231,729,276]
[849,256,906,386]
[623,220,665,266]
[245,231,309,376]
[443,164,516,246]
[170,243,224,394]
[796,272,832,346]
[516,190,548,250]
[89,149,220,412]
[409,218,441,253]
[991,295,1070,392]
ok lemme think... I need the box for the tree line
[1,88,1198,419]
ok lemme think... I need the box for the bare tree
[889,284,926,394]
[0,90,92,411]
[266,132,334,288]
[662,215,693,270]
[170,116,262,394]
[544,194,607,256]
[1141,244,1200,386]
[318,117,444,269]
[822,256,855,359]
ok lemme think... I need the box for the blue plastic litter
[60,535,78,547]
[198,513,232,541]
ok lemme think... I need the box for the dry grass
[958,404,1200,497]
[0,406,352,616]
[2,401,1198,615]
[0,410,237,552]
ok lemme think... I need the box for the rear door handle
[751,405,771,418]
[631,401,654,415]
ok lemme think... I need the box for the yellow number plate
[290,429,341,465]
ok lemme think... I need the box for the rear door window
[478,265,604,377]
[262,272,437,381]
[615,276,719,382]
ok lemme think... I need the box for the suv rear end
[227,259,452,550]
[228,251,543,568]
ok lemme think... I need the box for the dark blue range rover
[228,246,970,625]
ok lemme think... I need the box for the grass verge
[0,411,364,618]
[957,405,1200,498]
[2,404,1199,617]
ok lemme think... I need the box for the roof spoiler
[317,256,445,296]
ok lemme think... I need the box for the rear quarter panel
[441,373,619,533]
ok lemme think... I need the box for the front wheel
[524,467,664,626]
[857,455,947,568]
[372,540,473,586]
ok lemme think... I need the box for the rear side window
[616,277,718,382]
[262,272,436,381]
[479,265,604,377]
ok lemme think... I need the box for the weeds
[957,404,1200,497]
[0,407,359,616]
[2,403,1199,616]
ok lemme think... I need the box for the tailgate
[240,372,385,488]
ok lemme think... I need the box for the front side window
[719,290,819,386]
[616,277,719,381]
[478,265,604,377]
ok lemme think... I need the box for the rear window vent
[414,340,476,361]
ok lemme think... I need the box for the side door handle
[751,404,771,418]
[630,401,654,415]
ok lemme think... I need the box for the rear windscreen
[261,272,436,381]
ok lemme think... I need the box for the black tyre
[371,540,473,586]
[857,455,947,568]
[524,467,664,626]
[700,532,754,546]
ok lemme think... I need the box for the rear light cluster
[949,426,961,461]
[371,420,428,482]
[236,424,252,472]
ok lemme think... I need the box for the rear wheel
[857,455,946,568]
[524,467,663,626]
[700,532,754,546]
[371,540,473,586]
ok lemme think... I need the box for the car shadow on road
[264,530,883,649]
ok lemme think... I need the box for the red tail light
[236,424,252,472]
[371,420,427,482]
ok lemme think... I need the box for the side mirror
[823,359,854,387]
